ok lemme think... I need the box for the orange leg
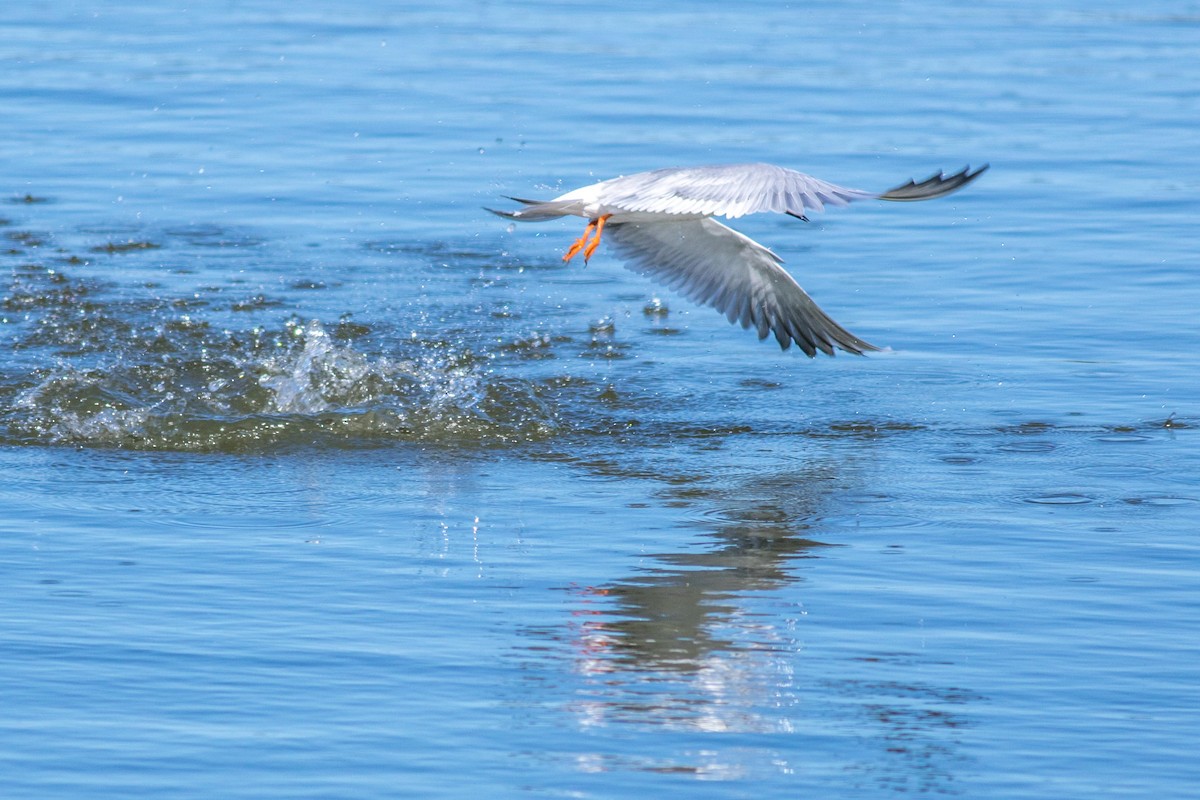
[562,218,597,263]
[562,214,612,264]
[582,214,610,263]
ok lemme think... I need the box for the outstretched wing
[605,217,878,357]
[595,162,988,220]
[597,163,876,219]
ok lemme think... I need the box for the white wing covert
[605,218,878,357]
[598,163,878,219]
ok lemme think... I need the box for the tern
[489,162,987,357]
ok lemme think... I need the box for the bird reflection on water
[518,457,977,789]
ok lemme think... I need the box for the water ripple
[1022,492,1096,506]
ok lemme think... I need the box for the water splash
[255,320,384,415]
[3,319,558,452]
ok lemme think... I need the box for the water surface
[2,2,1198,798]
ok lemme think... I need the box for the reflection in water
[525,462,976,790]
[578,504,830,675]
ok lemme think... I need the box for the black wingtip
[825,336,883,357]
[780,321,882,358]
[879,163,989,202]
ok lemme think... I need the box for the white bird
[489,162,987,357]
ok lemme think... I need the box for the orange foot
[562,214,611,264]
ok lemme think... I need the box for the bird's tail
[485,197,578,222]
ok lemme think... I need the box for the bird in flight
[489,162,987,357]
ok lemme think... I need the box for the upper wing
[605,217,879,357]
[595,162,988,220]
[597,163,877,219]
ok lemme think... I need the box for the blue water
[2,2,1199,798]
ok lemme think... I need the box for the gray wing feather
[599,163,878,219]
[605,218,878,357]
[485,199,576,222]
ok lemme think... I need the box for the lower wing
[604,217,878,357]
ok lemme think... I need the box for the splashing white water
[4,318,556,450]
[257,320,377,414]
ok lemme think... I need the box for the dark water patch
[330,317,373,340]
[89,240,162,255]
[163,224,266,249]
[1097,417,1192,438]
[802,420,927,440]
[3,267,108,311]
[15,308,137,355]
[581,340,632,360]
[501,331,571,359]
[77,223,144,236]
[939,454,982,465]
[658,485,715,504]
[230,294,285,312]
[670,424,756,439]
[949,417,1188,445]
[997,421,1057,435]
[7,194,52,204]
[5,230,48,249]
[1122,495,1198,507]
[289,279,327,290]
[739,378,783,390]
[162,295,210,311]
